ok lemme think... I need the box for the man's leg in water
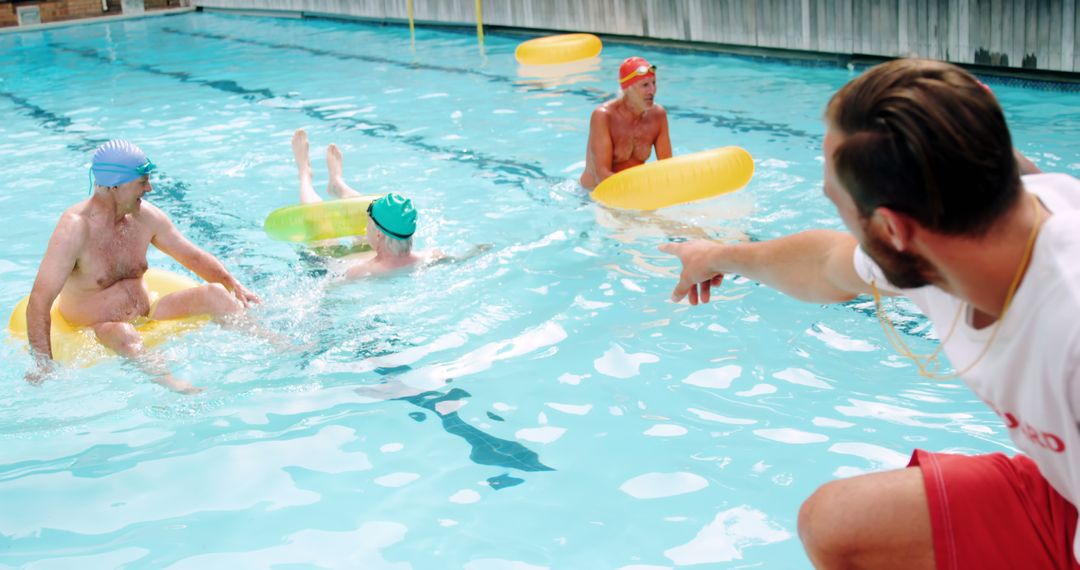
[92,321,201,394]
[151,283,244,321]
[294,128,322,205]
[326,143,363,198]
[154,284,303,355]
[293,128,342,249]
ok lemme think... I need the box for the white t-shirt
[853,173,1080,560]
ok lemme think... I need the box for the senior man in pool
[290,128,442,277]
[26,139,259,393]
[662,59,1080,569]
[579,56,672,190]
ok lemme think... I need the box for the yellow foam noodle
[590,146,755,211]
[263,195,380,243]
[8,268,207,366]
[515,33,602,65]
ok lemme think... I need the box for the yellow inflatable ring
[263,195,382,243]
[515,33,602,65]
[591,146,755,210]
[7,269,207,366]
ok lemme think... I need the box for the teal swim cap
[367,193,417,240]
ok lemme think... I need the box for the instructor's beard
[860,219,938,289]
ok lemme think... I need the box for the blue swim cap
[367,193,417,240]
[91,140,156,187]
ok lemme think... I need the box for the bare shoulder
[134,200,173,231]
[38,203,91,261]
[589,102,619,134]
[54,202,91,237]
[593,99,620,118]
[137,200,167,220]
[647,104,669,123]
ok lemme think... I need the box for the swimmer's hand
[659,241,727,305]
[171,382,205,396]
[462,243,494,258]
[159,375,204,395]
[24,358,56,386]
[430,244,493,265]
[228,280,261,308]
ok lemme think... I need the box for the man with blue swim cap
[26,139,260,393]
[291,128,442,277]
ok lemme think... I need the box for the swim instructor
[580,56,672,190]
[662,59,1080,568]
[26,140,259,393]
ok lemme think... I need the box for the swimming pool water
[1,12,1079,568]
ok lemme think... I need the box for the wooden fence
[191,0,1080,74]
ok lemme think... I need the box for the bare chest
[609,116,661,161]
[76,218,152,289]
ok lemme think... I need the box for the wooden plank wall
[192,0,1080,73]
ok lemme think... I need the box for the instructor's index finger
[670,273,694,303]
[658,242,684,255]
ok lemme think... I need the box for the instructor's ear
[873,207,916,252]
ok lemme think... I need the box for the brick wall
[66,0,106,18]
[0,0,102,26]
[0,5,17,26]
[38,1,77,23]
[0,0,182,28]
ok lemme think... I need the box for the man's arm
[659,230,876,305]
[654,106,672,160]
[145,205,260,306]
[27,213,84,362]
[586,107,616,183]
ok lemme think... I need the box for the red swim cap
[619,56,656,89]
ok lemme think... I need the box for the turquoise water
[2,12,1079,568]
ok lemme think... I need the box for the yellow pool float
[7,269,206,365]
[591,146,755,211]
[263,195,382,242]
[515,33,602,65]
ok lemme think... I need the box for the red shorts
[910,449,1080,570]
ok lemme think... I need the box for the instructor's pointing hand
[658,241,727,306]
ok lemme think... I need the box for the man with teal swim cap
[26,139,260,393]
[348,192,423,274]
[291,128,441,277]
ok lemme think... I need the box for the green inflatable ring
[263,195,382,242]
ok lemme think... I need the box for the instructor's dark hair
[825,58,1020,236]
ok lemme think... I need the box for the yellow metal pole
[475,0,484,45]
[407,0,415,51]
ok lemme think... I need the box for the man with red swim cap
[580,56,672,189]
